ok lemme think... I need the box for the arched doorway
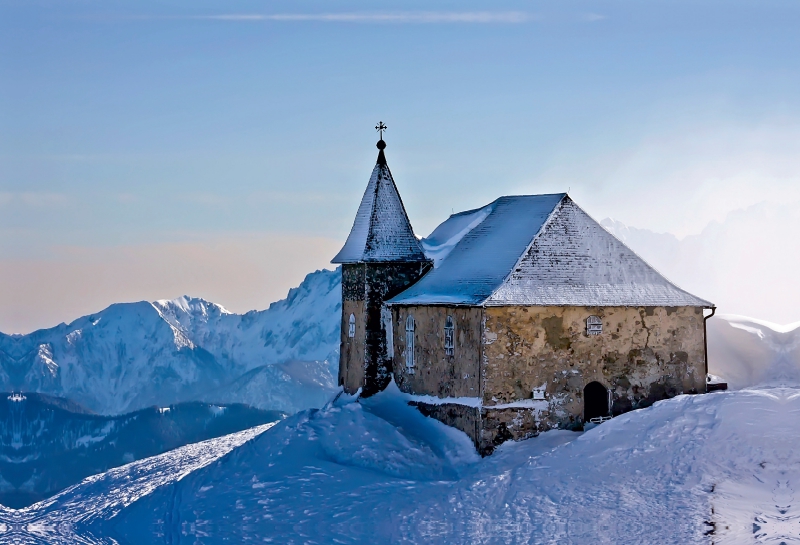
[584,381,609,421]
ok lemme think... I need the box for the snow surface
[707,314,800,390]
[2,385,798,543]
[0,269,342,415]
[0,315,797,543]
[420,203,494,267]
[0,423,275,544]
[0,393,284,508]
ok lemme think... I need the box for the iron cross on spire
[375,121,387,139]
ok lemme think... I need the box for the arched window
[405,315,415,374]
[348,314,356,338]
[586,315,603,336]
[444,315,455,356]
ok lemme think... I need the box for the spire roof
[332,141,428,264]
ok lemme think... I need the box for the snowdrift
[3,380,798,544]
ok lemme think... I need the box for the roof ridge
[482,194,568,305]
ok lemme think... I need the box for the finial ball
[376,139,386,150]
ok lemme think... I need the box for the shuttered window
[405,315,415,374]
[444,315,455,356]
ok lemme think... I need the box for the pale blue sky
[2,1,800,331]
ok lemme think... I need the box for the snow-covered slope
[707,315,800,389]
[3,379,799,544]
[0,423,276,544]
[0,313,795,542]
[0,269,342,415]
[0,394,283,509]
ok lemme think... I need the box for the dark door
[584,381,609,421]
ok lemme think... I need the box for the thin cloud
[581,13,608,22]
[0,192,70,208]
[195,12,534,24]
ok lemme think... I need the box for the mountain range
[0,269,342,415]
[601,200,800,324]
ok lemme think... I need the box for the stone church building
[332,138,715,454]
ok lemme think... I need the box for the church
[332,134,715,455]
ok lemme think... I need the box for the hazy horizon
[3,0,799,331]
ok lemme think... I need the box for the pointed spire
[332,137,428,264]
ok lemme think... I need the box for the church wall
[391,305,482,398]
[339,299,366,393]
[481,305,707,432]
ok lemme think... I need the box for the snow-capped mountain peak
[0,269,343,415]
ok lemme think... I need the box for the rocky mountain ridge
[0,269,342,415]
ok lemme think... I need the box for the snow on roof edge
[484,194,567,304]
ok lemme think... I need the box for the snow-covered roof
[390,195,564,305]
[389,194,712,308]
[332,146,428,264]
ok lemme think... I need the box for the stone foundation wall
[411,401,549,456]
[411,402,481,447]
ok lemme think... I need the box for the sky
[1,0,800,332]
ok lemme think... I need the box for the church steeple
[332,136,428,264]
[334,127,432,397]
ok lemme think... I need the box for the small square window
[586,315,603,336]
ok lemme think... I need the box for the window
[586,315,603,336]
[348,313,356,338]
[405,315,415,374]
[444,315,455,356]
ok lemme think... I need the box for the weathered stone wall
[339,299,365,393]
[391,305,482,398]
[482,305,706,430]
[339,263,430,396]
[410,402,544,456]
[411,402,481,447]
[479,407,542,455]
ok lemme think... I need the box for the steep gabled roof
[332,144,428,264]
[388,194,565,305]
[388,194,712,308]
